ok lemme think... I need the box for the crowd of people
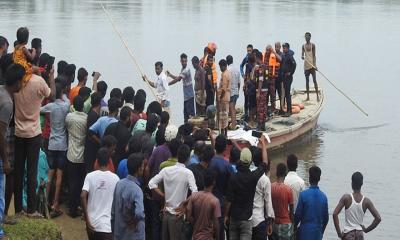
[0,27,382,240]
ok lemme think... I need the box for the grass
[3,216,62,240]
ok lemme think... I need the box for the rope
[100,3,159,101]
[303,55,368,117]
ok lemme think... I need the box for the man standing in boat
[302,32,319,102]
[166,53,195,123]
[281,43,297,117]
[142,61,170,112]
[264,45,281,115]
[192,56,206,116]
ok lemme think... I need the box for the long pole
[100,3,159,101]
[304,58,369,117]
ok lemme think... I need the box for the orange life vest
[267,53,280,78]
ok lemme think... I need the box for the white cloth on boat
[227,128,271,146]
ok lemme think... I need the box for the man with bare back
[302,32,319,102]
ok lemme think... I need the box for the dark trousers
[252,221,268,240]
[162,212,184,240]
[244,93,249,116]
[284,76,293,113]
[267,78,276,110]
[183,97,195,123]
[149,199,162,240]
[87,229,113,240]
[67,161,85,215]
[14,135,41,214]
[276,77,283,110]
[206,89,214,108]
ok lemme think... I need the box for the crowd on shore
[0,27,382,240]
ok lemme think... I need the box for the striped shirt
[65,111,87,163]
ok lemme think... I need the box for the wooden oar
[304,58,369,117]
[100,2,159,102]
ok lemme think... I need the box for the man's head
[97,147,110,167]
[0,36,9,56]
[16,27,29,44]
[123,86,135,104]
[255,51,263,64]
[226,55,233,66]
[127,153,145,177]
[219,59,227,72]
[286,154,298,172]
[38,53,55,77]
[55,82,64,99]
[191,56,200,70]
[239,148,252,167]
[351,172,363,191]
[119,106,132,127]
[133,93,146,112]
[247,44,253,55]
[146,101,162,116]
[31,38,42,55]
[146,113,159,134]
[4,64,25,93]
[90,92,102,108]
[73,95,85,112]
[305,32,312,42]
[203,168,215,189]
[180,53,188,68]
[65,64,76,83]
[97,81,108,99]
[102,135,117,155]
[155,61,163,75]
[136,89,146,99]
[265,45,273,56]
[200,144,215,165]
[276,163,288,178]
[275,42,281,53]
[108,97,120,115]
[206,54,213,67]
[193,141,205,156]
[57,60,68,76]
[177,144,190,164]
[110,88,123,107]
[248,53,256,65]
[215,134,227,154]
[78,86,91,102]
[167,138,180,158]
[160,111,169,126]
[77,67,88,85]
[309,165,321,185]
[0,53,13,75]
[283,43,290,54]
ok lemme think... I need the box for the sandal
[27,211,44,219]
[50,209,63,219]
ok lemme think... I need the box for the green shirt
[159,157,177,170]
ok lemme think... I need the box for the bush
[4,217,62,240]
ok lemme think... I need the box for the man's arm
[301,44,305,60]
[166,71,182,85]
[289,203,294,224]
[148,171,165,199]
[81,190,95,231]
[240,56,247,77]
[91,72,101,92]
[88,120,101,145]
[312,43,316,66]
[0,122,10,174]
[188,171,198,193]
[333,195,347,238]
[142,75,156,88]
[322,197,329,234]
[294,193,303,227]
[48,68,56,101]
[213,216,220,240]
[362,198,382,233]
[260,135,268,165]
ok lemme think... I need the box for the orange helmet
[207,42,217,54]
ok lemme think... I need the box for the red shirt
[41,98,51,139]
[271,182,294,224]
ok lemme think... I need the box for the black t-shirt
[104,121,132,164]
[187,163,207,191]
[226,163,266,221]
[204,66,213,91]
[84,110,100,170]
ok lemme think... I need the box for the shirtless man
[301,32,319,102]
[333,172,381,240]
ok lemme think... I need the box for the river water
[1,0,399,239]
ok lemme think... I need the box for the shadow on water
[318,123,388,133]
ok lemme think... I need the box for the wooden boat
[188,89,323,151]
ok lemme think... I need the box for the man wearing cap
[225,136,269,240]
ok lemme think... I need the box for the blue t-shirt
[89,116,118,139]
[294,186,329,240]
[209,155,234,208]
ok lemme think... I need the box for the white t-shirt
[82,170,120,233]
[284,171,306,210]
[156,72,169,101]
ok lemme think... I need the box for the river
[1,0,399,239]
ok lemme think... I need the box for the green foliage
[4,217,62,240]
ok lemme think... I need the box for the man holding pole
[142,61,170,112]
[302,32,319,102]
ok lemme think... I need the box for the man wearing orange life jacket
[263,45,282,113]
[202,43,218,108]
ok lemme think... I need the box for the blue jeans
[0,172,5,238]
[184,97,195,123]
